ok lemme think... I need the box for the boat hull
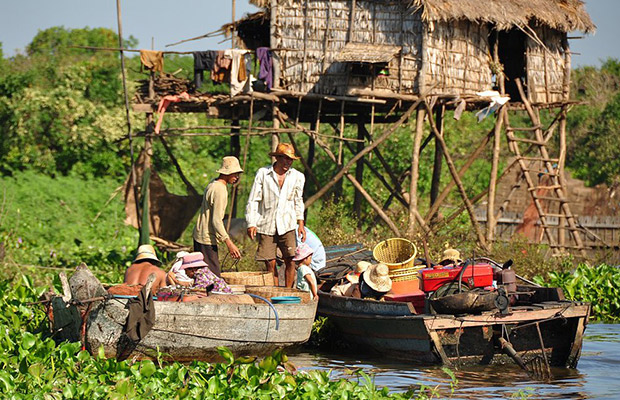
[318,291,590,367]
[87,298,318,362]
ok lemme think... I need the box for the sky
[0,0,617,68]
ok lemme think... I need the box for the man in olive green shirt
[193,156,243,277]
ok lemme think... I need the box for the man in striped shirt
[246,143,306,287]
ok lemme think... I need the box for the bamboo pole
[271,103,280,157]
[277,112,401,235]
[429,106,444,222]
[354,116,365,222]
[159,137,199,197]
[116,0,141,234]
[424,128,494,224]
[424,103,489,251]
[486,107,505,242]
[407,107,425,237]
[304,98,426,208]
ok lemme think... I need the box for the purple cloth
[193,267,232,293]
[257,47,273,90]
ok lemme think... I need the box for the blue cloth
[296,226,326,272]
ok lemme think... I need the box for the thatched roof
[411,0,595,33]
[335,43,401,63]
[250,0,595,33]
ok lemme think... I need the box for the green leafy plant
[534,263,620,321]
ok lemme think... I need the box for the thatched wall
[526,27,567,104]
[273,0,424,95]
[424,20,493,96]
[263,0,591,101]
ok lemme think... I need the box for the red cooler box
[385,290,426,314]
[420,263,493,292]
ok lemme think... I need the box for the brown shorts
[256,230,297,261]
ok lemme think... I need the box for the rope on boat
[247,294,280,331]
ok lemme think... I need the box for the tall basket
[373,238,418,270]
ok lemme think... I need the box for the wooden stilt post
[487,108,505,243]
[230,119,240,218]
[425,104,489,251]
[354,115,365,224]
[429,105,444,223]
[271,103,280,159]
[116,0,141,235]
[424,128,494,224]
[407,107,426,237]
[276,112,402,235]
[303,98,425,208]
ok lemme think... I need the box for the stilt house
[235,0,594,103]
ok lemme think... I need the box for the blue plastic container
[270,296,301,304]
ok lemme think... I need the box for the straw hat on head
[346,260,371,284]
[216,156,244,175]
[269,143,300,160]
[442,248,462,264]
[363,263,392,293]
[134,244,160,265]
[180,252,209,270]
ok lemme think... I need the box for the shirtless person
[124,244,167,293]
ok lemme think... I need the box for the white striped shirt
[245,165,305,235]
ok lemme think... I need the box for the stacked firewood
[135,74,193,102]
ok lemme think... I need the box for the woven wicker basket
[221,272,274,286]
[388,265,424,282]
[245,285,312,303]
[373,238,418,270]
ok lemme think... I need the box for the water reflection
[288,323,620,399]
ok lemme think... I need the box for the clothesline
[69,45,194,55]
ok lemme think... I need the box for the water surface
[289,323,620,399]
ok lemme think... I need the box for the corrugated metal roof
[335,43,402,64]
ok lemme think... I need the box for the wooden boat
[87,294,317,362]
[318,244,590,368]
[318,286,590,368]
[51,266,318,362]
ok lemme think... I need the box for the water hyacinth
[0,276,427,399]
[534,263,620,322]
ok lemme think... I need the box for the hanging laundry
[453,99,467,120]
[193,51,217,89]
[475,91,510,122]
[257,47,273,90]
[155,92,190,134]
[211,50,232,83]
[140,50,164,74]
[229,49,251,96]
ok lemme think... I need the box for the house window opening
[491,28,527,101]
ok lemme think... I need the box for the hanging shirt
[193,51,216,89]
[212,50,231,83]
[296,264,317,299]
[257,47,273,90]
[229,49,251,96]
[140,50,164,73]
[245,165,305,236]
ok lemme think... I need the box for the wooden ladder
[503,105,585,254]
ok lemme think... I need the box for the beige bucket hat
[216,156,244,175]
[442,248,463,264]
[134,244,160,265]
[269,143,300,160]
[346,260,371,284]
[363,263,392,292]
